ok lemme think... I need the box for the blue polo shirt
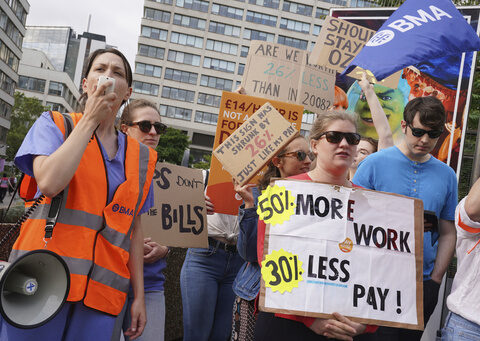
[353,146,458,280]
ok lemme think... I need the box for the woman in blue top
[231,135,313,341]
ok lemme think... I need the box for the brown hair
[310,110,358,141]
[257,135,306,190]
[78,48,132,108]
[403,96,445,130]
[361,137,378,153]
[120,99,160,126]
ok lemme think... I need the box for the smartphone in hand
[97,75,115,95]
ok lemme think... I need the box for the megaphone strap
[44,192,64,242]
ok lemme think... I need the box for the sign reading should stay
[213,102,298,186]
[142,162,208,248]
[243,41,335,113]
[259,179,424,330]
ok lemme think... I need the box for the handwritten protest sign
[242,41,335,112]
[206,91,303,215]
[311,16,401,88]
[143,162,208,248]
[259,179,424,330]
[213,103,298,186]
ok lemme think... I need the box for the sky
[25,0,143,67]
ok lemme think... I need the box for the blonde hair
[310,111,358,141]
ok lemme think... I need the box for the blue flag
[341,0,480,81]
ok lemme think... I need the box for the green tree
[6,92,47,161]
[156,127,190,165]
[192,153,212,169]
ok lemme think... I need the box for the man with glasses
[353,96,457,341]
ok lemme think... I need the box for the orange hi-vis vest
[9,111,157,315]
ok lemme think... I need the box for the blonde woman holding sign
[255,111,377,341]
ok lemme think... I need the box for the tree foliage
[156,127,191,165]
[192,153,212,170]
[6,92,47,161]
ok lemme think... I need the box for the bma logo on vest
[366,5,452,47]
[112,204,134,216]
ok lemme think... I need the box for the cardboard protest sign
[311,16,400,88]
[206,91,303,216]
[258,179,424,330]
[213,103,298,186]
[242,41,335,113]
[142,162,208,248]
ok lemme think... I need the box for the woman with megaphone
[1,48,156,340]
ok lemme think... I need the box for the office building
[131,0,375,161]
[0,0,28,159]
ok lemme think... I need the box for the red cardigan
[257,172,377,333]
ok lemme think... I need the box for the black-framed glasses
[124,120,167,134]
[318,131,361,145]
[408,124,443,139]
[278,150,315,161]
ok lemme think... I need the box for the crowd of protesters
[0,46,478,341]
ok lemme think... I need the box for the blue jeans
[442,312,480,340]
[180,246,243,341]
[0,302,116,341]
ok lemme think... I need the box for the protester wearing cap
[353,96,457,341]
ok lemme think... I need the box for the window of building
[162,86,195,102]
[173,14,206,30]
[176,0,209,12]
[0,7,23,48]
[283,1,313,16]
[238,63,245,75]
[246,10,277,26]
[0,41,19,72]
[170,32,203,48]
[160,104,192,121]
[0,71,15,96]
[302,112,315,124]
[144,8,171,23]
[313,25,322,36]
[278,35,308,50]
[138,44,165,59]
[0,98,12,119]
[192,132,215,147]
[200,75,233,91]
[240,46,249,58]
[203,57,235,73]
[247,0,279,9]
[164,68,198,84]
[322,0,347,6]
[195,111,218,125]
[197,93,221,107]
[46,102,66,113]
[141,26,168,41]
[133,81,159,96]
[167,50,201,66]
[18,76,46,93]
[280,18,310,33]
[206,39,237,55]
[48,81,64,96]
[211,3,243,20]
[315,7,329,19]
[243,29,274,42]
[136,62,162,78]
[208,21,241,37]
[152,0,173,4]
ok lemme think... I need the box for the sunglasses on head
[408,124,443,139]
[318,131,361,145]
[279,150,315,161]
[124,120,167,134]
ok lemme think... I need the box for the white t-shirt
[446,198,480,325]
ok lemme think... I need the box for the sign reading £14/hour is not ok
[258,179,424,330]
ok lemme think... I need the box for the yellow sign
[261,249,304,294]
[257,185,296,226]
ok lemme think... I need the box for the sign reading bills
[242,41,335,112]
[259,179,424,330]
[213,103,298,185]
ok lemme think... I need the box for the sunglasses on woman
[318,131,361,145]
[279,150,315,161]
[124,120,167,134]
[408,124,443,139]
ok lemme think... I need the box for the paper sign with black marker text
[259,179,424,330]
[142,162,208,248]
